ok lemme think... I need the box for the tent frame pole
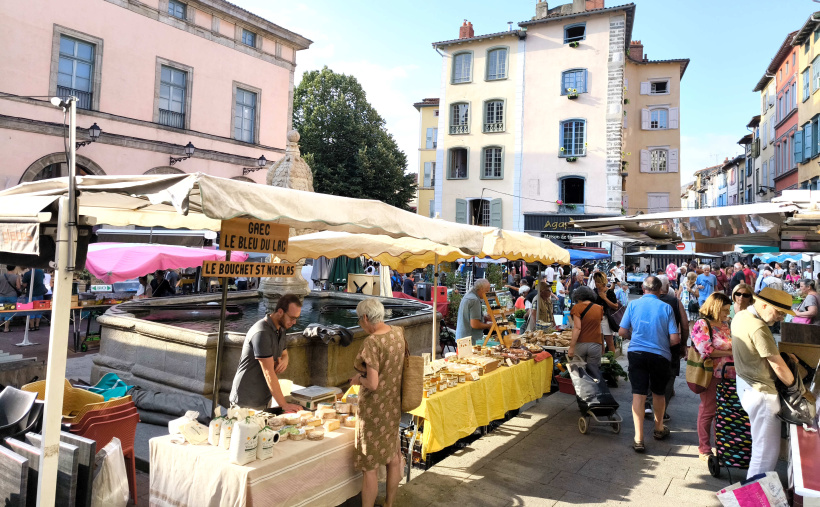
[211,250,231,414]
[432,254,438,359]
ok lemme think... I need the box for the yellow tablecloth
[410,357,552,457]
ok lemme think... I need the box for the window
[813,57,820,93]
[429,200,435,218]
[559,119,586,157]
[486,48,507,80]
[785,88,790,115]
[563,23,586,43]
[813,115,820,158]
[650,108,668,129]
[425,128,437,149]
[650,149,667,172]
[561,69,587,94]
[422,162,434,187]
[792,82,797,110]
[559,177,585,213]
[483,100,504,132]
[452,52,472,84]
[168,0,186,19]
[434,109,439,116]
[450,103,470,134]
[57,36,94,110]
[806,41,811,54]
[762,161,768,188]
[158,66,187,128]
[241,29,256,47]
[481,147,503,179]
[234,88,257,143]
[778,96,783,122]
[448,148,468,179]
[793,53,796,67]
[650,81,669,94]
[804,68,811,101]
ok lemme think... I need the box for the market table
[149,427,361,507]
[409,356,553,458]
[790,423,820,504]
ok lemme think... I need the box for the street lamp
[170,141,196,165]
[76,123,102,149]
[242,155,269,175]
[757,185,775,196]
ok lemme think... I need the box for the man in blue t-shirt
[695,264,717,305]
[618,276,680,453]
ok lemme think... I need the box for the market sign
[202,261,298,278]
[456,337,473,358]
[540,232,584,242]
[220,218,289,255]
[0,223,38,255]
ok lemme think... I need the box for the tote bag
[685,319,713,394]
[401,337,424,413]
[792,296,815,324]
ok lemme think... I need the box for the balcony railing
[449,124,469,135]
[483,122,505,133]
[57,86,92,110]
[159,109,186,129]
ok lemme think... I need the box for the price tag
[456,338,473,358]
[505,358,514,367]
[470,371,480,381]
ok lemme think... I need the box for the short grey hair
[473,278,491,292]
[642,275,661,293]
[656,274,670,293]
[356,298,385,324]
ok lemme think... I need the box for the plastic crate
[555,376,576,395]
[33,300,51,310]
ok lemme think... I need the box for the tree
[293,67,417,210]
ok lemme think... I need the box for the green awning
[737,245,780,254]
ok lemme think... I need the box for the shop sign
[202,261,298,278]
[456,337,473,358]
[220,218,289,255]
[540,232,584,242]
[0,223,38,255]
[90,284,113,292]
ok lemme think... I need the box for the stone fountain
[261,129,313,300]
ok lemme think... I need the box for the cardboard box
[347,274,380,296]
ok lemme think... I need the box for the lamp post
[170,141,195,165]
[757,185,775,197]
[75,123,101,149]
[242,155,268,175]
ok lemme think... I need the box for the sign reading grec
[220,218,289,254]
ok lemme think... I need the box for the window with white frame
[422,161,435,187]
[482,147,503,179]
[561,69,587,94]
[484,100,504,132]
[650,108,668,129]
[57,36,94,109]
[813,57,820,93]
[168,0,186,19]
[158,65,186,128]
[560,119,586,157]
[234,88,257,143]
[241,29,256,47]
[425,128,437,149]
[429,200,435,218]
[486,48,507,80]
[450,103,469,134]
[448,148,468,179]
[650,149,668,172]
[452,52,472,84]
[804,68,811,101]
[563,23,585,43]
[650,80,669,94]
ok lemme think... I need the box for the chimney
[459,20,474,39]
[585,0,604,10]
[628,40,643,61]
[572,0,586,13]
[507,21,513,32]
[535,1,549,19]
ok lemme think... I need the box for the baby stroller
[708,362,751,481]
[439,320,457,355]
[568,362,622,434]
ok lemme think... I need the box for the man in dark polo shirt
[229,294,304,411]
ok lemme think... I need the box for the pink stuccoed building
[0,0,311,188]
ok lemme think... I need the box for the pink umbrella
[85,243,249,283]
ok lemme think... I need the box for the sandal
[632,440,645,453]
[653,426,670,440]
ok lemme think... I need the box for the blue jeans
[28,295,45,319]
[0,296,16,322]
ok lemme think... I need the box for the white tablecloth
[149,428,361,507]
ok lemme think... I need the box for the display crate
[555,375,576,395]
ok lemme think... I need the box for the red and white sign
[676,243,686,251]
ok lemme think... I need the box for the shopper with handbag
[690,293,733,462]
[351,298,405,507]
[567,286,605,379]
[730,287,796,479]
[793,279,820,325]
[592,271,619,353]
[678,271,700,327]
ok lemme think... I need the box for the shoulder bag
[685,319,714,394]
[775,352,816,425]
[401,335,424,413]
[686,287,700,314]
[792,295,815,325]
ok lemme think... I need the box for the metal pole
[36,196,74,507]
[211,250,231,414]
[16,269,37,347]
[431,254,438,359]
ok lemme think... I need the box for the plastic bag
[220,418,236,449]
[716,472,788,507]
[257,426,279,460]
[229,417,258,465]
[209,416,224,446]
[169,410,200,435]
[90,437,129,507]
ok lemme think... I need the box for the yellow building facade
[622,41,688,214]
[793,13,820,189]
[413,98,439,218]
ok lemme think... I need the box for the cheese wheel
[306,417,322,427]
[324,419,340,432]
[343,416,357,428]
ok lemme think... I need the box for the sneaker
[663,412,670,421]
[644,406,653,418]
[698,453,710,462]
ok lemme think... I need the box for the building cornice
[753,31,798,92]
[432,30,522,48]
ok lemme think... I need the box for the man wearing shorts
[619,276,680,453]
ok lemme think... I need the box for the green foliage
[601,351,628,381]
[485,263,503,291]
[446,290,463,328]
[293,67,417,209]
[514,309,526,319]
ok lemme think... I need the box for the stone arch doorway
[144,166,185,175]
[19,153,105,184]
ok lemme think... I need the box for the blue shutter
[489,199,503,228]
[814,117,820,158]
[582,69,588,93]
[795,129,804,165]
[805,124,813,161]
[455,199,468,224]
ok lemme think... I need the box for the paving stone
[482,457,560,485]
[552,490,623,506]
[469,468,565,505]
[665,478,723,506]
[547,471,630,502]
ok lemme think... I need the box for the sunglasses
[734,293,752,299]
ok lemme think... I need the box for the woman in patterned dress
[351,298,405,507]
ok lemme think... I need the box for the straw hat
[754,287,795,316]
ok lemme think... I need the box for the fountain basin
[92,291,434,406]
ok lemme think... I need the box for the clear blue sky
[241,0,817,186]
